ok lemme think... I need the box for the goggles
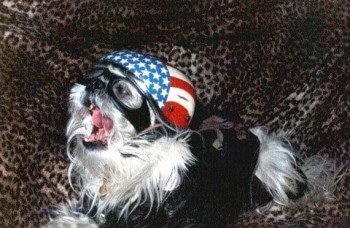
[78,63,173,133]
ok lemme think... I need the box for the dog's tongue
[92,108,113,130]
[85,107,113,142]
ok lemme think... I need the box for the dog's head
[66,50,196,218]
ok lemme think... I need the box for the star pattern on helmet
[102,50,170,108]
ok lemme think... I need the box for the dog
[44,50,309,227]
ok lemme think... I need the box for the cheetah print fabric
[0,1,349,226]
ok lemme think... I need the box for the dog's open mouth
[83,107,113,148]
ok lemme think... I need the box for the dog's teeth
[89,104,94,110]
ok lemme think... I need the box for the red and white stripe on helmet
[162,64,196,129]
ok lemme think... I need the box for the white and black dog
[45,50,308,227]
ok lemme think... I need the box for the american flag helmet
[100,50,196,129]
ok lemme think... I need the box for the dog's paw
[42,205,99,228]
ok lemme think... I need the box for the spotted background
[0,0,349,226]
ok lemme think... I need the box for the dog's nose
[86,79,106,92]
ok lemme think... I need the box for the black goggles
[78,65,152,132]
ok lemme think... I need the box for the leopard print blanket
[0,1,349,226]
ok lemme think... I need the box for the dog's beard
[66,83,195,219]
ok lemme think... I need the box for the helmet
[100,50,196,129]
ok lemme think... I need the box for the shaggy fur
[44,201,99,228]
[251,126,307,205]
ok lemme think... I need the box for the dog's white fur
[66,82,196,216]
[251,126,306,205]
[44,74,309,227]
[43,201,99,228]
